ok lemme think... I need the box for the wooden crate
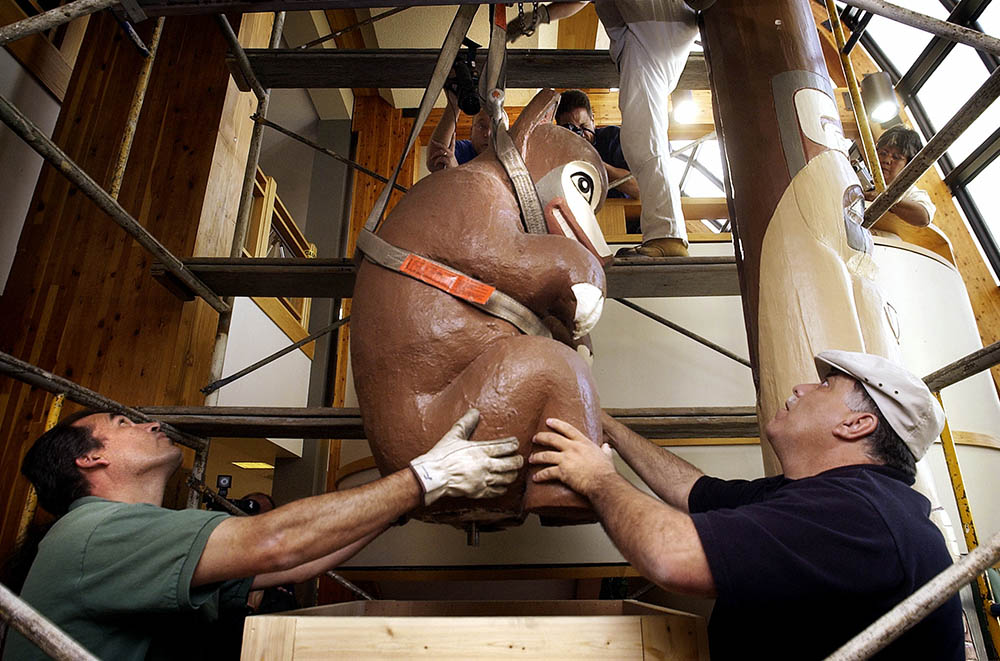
[241,599,707,660]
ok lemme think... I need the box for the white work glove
[410,409,524,505]
[506,4,550,43]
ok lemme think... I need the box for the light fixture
[672,89,697,125]
[860,72,899,124]
[232,461,274,470]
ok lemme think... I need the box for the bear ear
[509,88,560,156]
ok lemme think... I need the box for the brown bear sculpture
[351,89,611,530]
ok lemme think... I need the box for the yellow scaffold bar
[934,392,1000,652]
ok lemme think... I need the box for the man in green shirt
[5,408,521,660]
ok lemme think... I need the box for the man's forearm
[546,1,588,21]
[605,164,640,199]
[194,469,421,586]
[603,413,702,511]
[251,530,382,589]
[890,199,931,227]
[428,100,458,152]
[587,472,715,596]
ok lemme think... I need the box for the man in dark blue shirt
[531,350,963,660]
[554,89,639,201]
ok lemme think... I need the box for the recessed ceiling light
[232,461,274,470]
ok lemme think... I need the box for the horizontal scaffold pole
[0,351,209,452]
[140,0,602,17]
[840,0,1000,58]
[0,94,229,314]
[924,340,1000,392]
[0,0,115,47]
[827,528,1000,660]
[0,582,98,661]
[864,64,1000,226]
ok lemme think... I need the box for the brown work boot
[615,237,689,258]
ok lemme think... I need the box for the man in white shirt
[867,126,936,227]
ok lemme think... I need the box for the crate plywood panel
[241,601,706,660]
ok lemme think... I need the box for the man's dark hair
[844,382,916,479]
[21,409,107,516]
[556,89,593,120]
[876,126,923,163]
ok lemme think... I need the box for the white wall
[0,50,60,294]
[218,297,311,457]
[874,242,1000,544]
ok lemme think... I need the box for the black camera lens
[558,123,594,141]
[559,122,586,138]
[451,59,481,116]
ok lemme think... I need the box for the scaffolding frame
[0,1,999,657]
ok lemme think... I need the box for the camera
[209,475,264,515]
[849,141,875,192]
[445,38,481,116]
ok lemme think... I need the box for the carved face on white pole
[534,160,613,264]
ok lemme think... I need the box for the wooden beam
[137,405,759,439]
[226,49,709,92]
[143,0,618,15]
[152,255,739,300]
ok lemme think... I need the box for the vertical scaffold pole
[186,445,209,510]
[14,394,65,548]
[825,0,886,194]
[192,13,285,509]
[110,16,166,200]
[934,393,1000,653]
[204,11,285,409]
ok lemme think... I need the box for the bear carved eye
[570,171,595,205]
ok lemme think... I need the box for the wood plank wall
[0,12,272,561]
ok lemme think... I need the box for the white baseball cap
[814,350,945,461]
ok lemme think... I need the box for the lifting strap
[357,230,552,339]
[355,5,551,340]
[361,4,477,236]
[494,126,546,235]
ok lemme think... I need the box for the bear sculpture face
[350,89,609,530]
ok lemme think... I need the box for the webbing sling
[357,230,552,339]
[494,126,547,235]
[355,4,552,339]
[360,4,477,236]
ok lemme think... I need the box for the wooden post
[701,0,898,471]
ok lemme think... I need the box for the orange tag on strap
[400,254,495,305]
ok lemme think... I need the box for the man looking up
[554,89,640,201]
[5,408,521,660]
[868,125,936,227]
[530,350,963,660]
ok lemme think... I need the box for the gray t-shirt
[4,497,253,661]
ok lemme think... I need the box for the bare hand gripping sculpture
[351,89,611,528]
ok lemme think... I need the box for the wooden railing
[243,167,317,355]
